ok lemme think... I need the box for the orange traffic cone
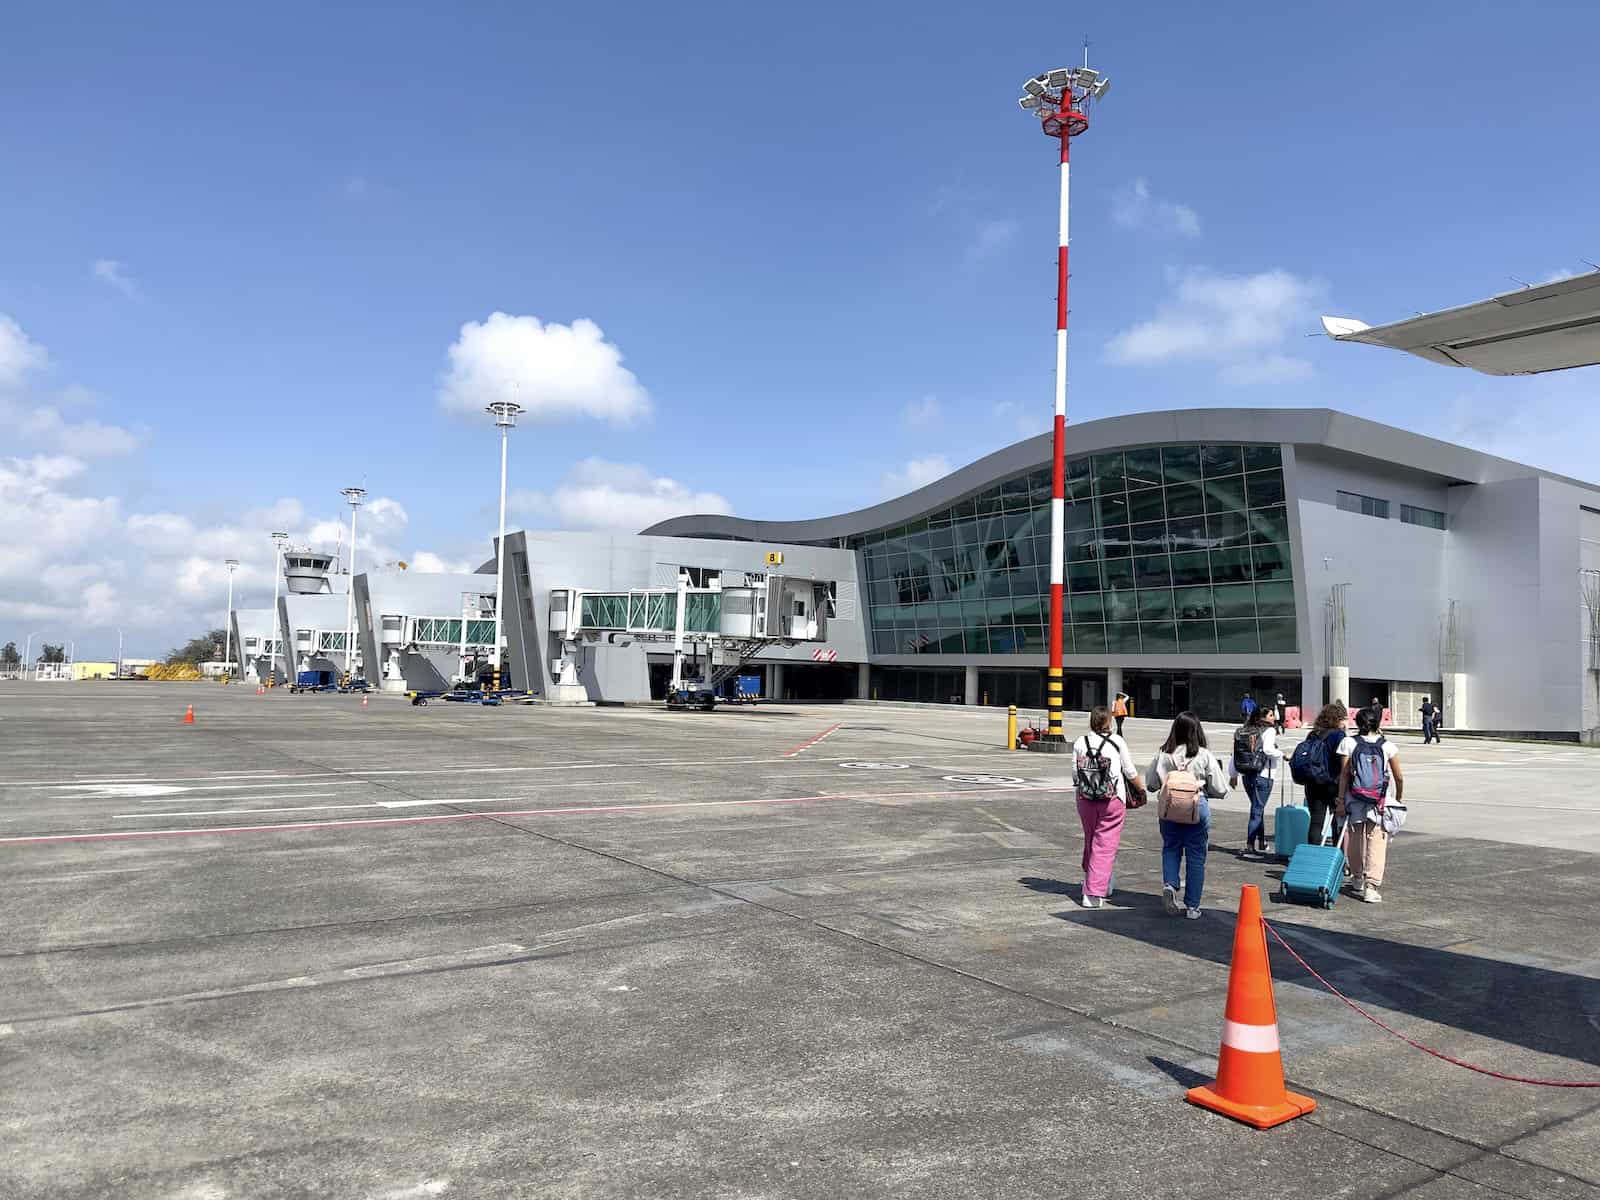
[183,704,195,725]
[256,684,265,696]
[361,696,368,708]
[1186,885,1317,1129]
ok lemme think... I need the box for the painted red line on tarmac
[0,785,1069,847]
[782,722,842,758]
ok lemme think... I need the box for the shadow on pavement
[1149,1056,1212,1089]
[1046,889,1600,1069]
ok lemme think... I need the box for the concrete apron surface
[1,681,1598,1200]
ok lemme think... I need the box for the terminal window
[856,442,1296,657]
[1400,503,1447,530]
[1336,490,1390,519]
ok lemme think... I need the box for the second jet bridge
[549,571,831,699]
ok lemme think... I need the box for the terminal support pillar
[1106,666,1122,713]
[771,662,785,702]
[857,661,870,700]
[964,664,979,707]
[1442,672,1468,730]
[1328,666,1350,709]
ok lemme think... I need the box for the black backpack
[1074,734,1119,801]
[1232,724,1267,774]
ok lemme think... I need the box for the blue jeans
[1160,811,1211,909]
[1241,771,1272,847]
[1423,716,1438,743]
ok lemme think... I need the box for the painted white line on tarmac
[113,796,564,818]
[113,794,351,817]
[6,785,1071,845]
[12,772,344,790]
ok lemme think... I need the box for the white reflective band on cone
[1221,1019,1280,1054]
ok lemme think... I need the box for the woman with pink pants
[1072,705,1146,908]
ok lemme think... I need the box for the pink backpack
[1158,758,1205,824]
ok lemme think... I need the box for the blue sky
[4,0,1599,656]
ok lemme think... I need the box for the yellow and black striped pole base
[1028,667,1071,753]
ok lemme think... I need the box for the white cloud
[92,259,139,299]
[880,455,952,497]
[512,458,731,532]
[1219,354,1315,385]
[15,404,143,455]
[409,550,475,574]
[1111,178,1200,238]
[0,314,48,386]
[968,218,1018,260]
[0,314,428,653]
[901,394,942,429]
[1106,268,1324,385]
[0,313,142,456]
[437,313,650,426]
[991,401,1046,439]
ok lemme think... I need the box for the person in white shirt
[1227,706,1284,856]
[1337,708,1408,904]
[1071,705,1145,909]
[1144,712,1231,919]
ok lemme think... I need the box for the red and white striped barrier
[811,648,838,663]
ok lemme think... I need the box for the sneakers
[1361,884,1383,904]
[1185,907,1203,920]
[1162,884,1181,916]
[1081,892,1103,909]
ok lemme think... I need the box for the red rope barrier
[1262,918,1600,1088]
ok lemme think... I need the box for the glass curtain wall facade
[856,443,1297,658]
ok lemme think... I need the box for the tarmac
[2,680,1598,1199]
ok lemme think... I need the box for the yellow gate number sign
[765,551,784,566]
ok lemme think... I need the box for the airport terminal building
[230,407,1600,739]
[651,408,1600,739]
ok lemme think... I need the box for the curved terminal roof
[1321,270,1600,376]
[643,406,1597,541]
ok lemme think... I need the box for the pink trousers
[1076,794,1126,898]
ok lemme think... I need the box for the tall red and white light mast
[1020,57,1110,746]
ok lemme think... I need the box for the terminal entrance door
[1172,674,1191,716]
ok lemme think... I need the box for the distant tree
[166,629,226,665]
[41,643,66,663]
[0,642,18,668]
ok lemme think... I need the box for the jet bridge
[549,570,831,704]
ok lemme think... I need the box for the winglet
[1320,315,1370,340]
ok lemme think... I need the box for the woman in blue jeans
[1144,712,1231,919]
[1227,706,1282,855]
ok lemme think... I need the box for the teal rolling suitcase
[1272,776,1309,859]
[1279,843,1346,908]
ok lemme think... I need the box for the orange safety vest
[1113,695,1128,717]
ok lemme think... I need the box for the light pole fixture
[340,487,367,683]
[1018,53,1110,746]
[486,400,523,693]
[223,559,239,682]
[270,531,289,685]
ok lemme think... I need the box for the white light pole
[270,531,289,685]
[340,487,366,682]
[116,628,124,678]
[24,631,39,678]
[486,401,523,692]
[223,559,239,681]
